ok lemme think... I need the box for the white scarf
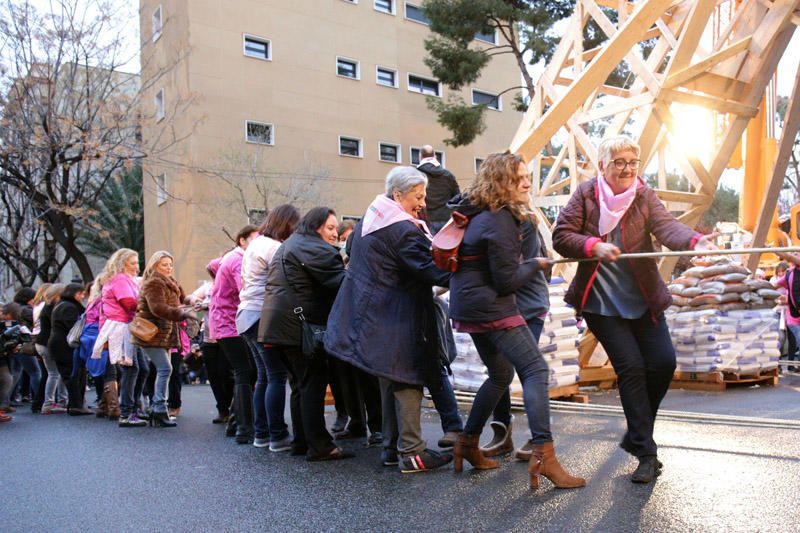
[418,156,439,168]
[361,194,431,238]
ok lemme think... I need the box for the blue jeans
[119,348,149,417]
[584,312,676,457]
[464,325,552,444]
[142,347,172,413]
[492,317,544,426]
[242,323,289,441]
[429,365,463,433]
[12,353,42,404]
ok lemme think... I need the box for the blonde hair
[467,151,532,220]
[44,283,66,305]
[598,135,640,166]
[93,248,139,295]
[143,250,174,279]
[32,283,52,306]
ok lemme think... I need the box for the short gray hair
[385,166,428,197]
[598,135,640,165]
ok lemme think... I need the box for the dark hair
[338,219,355,236]
[260,204,300,242]
[13,288,36,305]
[62,283,86,301]
[297,207,336,237]
[1,302,21,320]
[235,225,259,247]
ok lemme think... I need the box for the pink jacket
[209,248,244,339]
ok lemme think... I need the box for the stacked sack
[665,256,781,374]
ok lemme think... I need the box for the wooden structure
[509,0,800,278]
[670,368,779,391]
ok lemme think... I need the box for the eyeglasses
[612,158,640,170]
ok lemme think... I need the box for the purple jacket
[552,178,701,319]
[209,248,244,339]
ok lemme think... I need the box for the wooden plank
[747,64,800,270]
[652,188,713,204]
[511,0,672,158]
[532,194,572,207]
[575,92,654,124]
[663,36,753,89]
[662,88,760,117]
[682,72,750,100]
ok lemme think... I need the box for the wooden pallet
[578,365,618,390]
[444,384,589,410]
[669,368,779,392]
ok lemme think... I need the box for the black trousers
[168,351,183,409]
[218,337,254,387]
[584,312,676,457]
[331,358,381,434]
[55,359,86,410]
[278,346,335,458]
[201,342,234,413]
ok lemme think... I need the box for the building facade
[140,0,523,289]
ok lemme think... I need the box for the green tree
[700,185,740,230]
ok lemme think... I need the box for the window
[404,2,429,24]
[374,0,395,14]
[336,57,360,80]
[410,147,445,166]
[248,208,267,225]
[152,5,163,42]
[475,27,497,44]
[408,74,441,97]
[154,88,165,121]
[472,89,501,111]
[339,136,363,157]
[379,142,401,163]
[245,121,274,145]
[475,158,485,173]
[156,174,167,205]
[243,35,271,60]
[376,66,398,88]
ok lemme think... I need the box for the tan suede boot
[528,442,586,489]
[454,433,500,473]
[104,381,120,421]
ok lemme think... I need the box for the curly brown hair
[467,151,532,220]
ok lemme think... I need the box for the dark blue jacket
[516,221,551,320]
[448,200,543,323]
[325,220,451,386]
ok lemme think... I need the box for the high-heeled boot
[103,380,120,421]
[528,441,586,489]
[480,421,514,457]
[454,433,500,473]
[149,410,177,428]
[233,384,254,444]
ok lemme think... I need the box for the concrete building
[139,0,522,289]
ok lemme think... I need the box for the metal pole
[551,246,800,264]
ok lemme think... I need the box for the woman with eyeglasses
[552,135,717,484]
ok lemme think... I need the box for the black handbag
[281,254,326,357]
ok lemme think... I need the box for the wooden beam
[575,92,655,124]
[747,65,800,271]
[663,36,753,89]
[532,194,572,207]
[652,189,713,204]
[682,72,750,100]
[661,88,760,117]
[511,0,672,158]
[541,177,572,196]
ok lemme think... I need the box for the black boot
[234,384,254,444]
[631,455,660,484]
[149,411,177,428]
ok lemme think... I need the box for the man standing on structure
[417,145,460,234]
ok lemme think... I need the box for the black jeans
[217,337,253,388]
[583,312,676,457]
[56,358,86,410]
[331,358,381,435]
[201,342,233,414]
[492,317,545,426]
[278,346,335,458]
[168,351,183,409]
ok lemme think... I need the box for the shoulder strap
[279,250,306,322]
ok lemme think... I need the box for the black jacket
[258,232,345,346]
[48,296,84,365]
[325,220,451,386]
[418,162,460,223]
[37,303,54,346]
[516,221,551,320]
[448,198,543,323]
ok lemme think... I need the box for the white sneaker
[269,436,292,452]
[253,437,270,448]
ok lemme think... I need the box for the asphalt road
[2,377,799,533]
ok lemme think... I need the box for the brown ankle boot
[104,381,120,421]
[480,421,514,457]
[454,433,500,473]
[528,442,586,489]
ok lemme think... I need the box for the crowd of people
[2,138,745,487]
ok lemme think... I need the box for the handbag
[129,316,159,342]
[67,313,87,348]
[280,253,326,357]
[431,211,470,272]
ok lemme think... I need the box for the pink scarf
[597,175,641,236]
[361,194,431,238]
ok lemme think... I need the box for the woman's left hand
[694,232,720,251]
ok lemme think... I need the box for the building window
[339,136,363,158]
[472,89,501,111]
[245,121,274,145]
[376,66,398,88]
[374,0,395,14]
[405,2,430,24]
[336,57,360,80]
[243,35,271,60]
[408,74,441,97]
[410,147,445,166]
[475,27,497,44]
[154,88,165,121]
[379,142,401,163]
[156,174,167,205]
[152,5,163,42]
[475,158,485,173]
[248,208,267,225]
